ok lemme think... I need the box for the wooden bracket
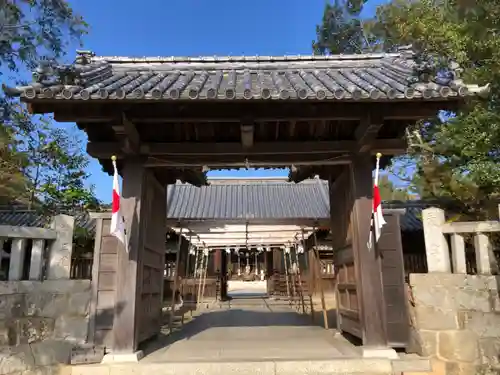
[355,114,383,153]
[240,121,254,149]
[112,113,141,154]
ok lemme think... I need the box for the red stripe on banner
[112,189,120,214]
[373,185,381,210]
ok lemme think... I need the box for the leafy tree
[313,0,378,55]
[373,0,500,219]
[378,174,415,201]
[0,0,87,71]
[314,0,499,218]
[0,112,27,204]
[0,1,98,212]
[15,112,101,212]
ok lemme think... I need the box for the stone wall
[0,280,91,375]
[408,273,500,375]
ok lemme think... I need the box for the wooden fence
[70,253,93,279]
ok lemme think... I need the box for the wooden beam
[179,229,311,235]
[189,239,299,246]
[46,100,457,123]
[87,140,407,159]
[192,234,306,240]
[146,158,352,168]
[355,115,384,153]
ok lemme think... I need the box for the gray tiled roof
[0,210,96,232]
[2,48,482,102]
[0,180,426,233]
[166,179,330,220]
[383,202,427,232]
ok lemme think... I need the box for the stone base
[71,358,396,375]
[362,347,399,359]
[101,350,144,363]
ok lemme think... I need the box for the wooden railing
[422,206,500,274]
[164,262,176,278]
[163,276,219,302]
[0,214,75,281]
[70,253,93,279]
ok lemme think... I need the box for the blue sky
[64,0,386,202]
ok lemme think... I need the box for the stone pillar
[422,208,451,273]
[9,239,26,280]
[450,234,466,274]
[474,233,496,275]
[29,239,46,280]
[47,214,75,279]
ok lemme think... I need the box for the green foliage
[378,174,415,201]
[374,0,500,218]
[14,111,101,212]
[0,1,98,220]
[0,111,28,204]
[0,0,88,71]
[312,0,379,54]
[314,0,500,219]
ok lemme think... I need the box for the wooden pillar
[349,156,388,349]
[111,159,144,355]
[213,249,222,300]
[111,158,167,357]
[220,250,228,300]
[214,249,221,274]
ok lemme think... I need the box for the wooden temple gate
[4,48,479,357]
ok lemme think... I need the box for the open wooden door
[136,172,166,343]
[378,212,409,348]
[334,211,409,348]
[335,244,361,338]
[331,170,363,339]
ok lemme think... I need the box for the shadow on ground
[139,296,359,359]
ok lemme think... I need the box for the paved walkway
[141,297,360,363]
[227,280,267,298]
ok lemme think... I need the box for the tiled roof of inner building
[2,48,487,102]
[0,190,428,234]
[166,179,330,220]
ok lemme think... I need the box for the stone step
[70,357,430,375]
